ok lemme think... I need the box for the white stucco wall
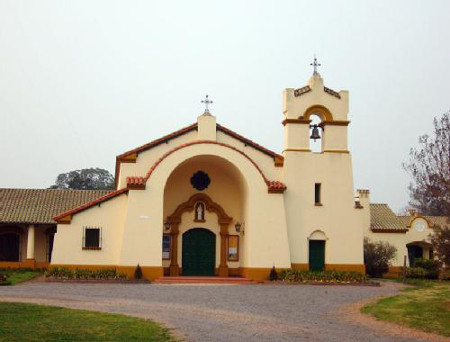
[52,194,128,265]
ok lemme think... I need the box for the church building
[0,70,445,281]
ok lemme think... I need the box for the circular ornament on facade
[412,219,426,232]
[190,171,211,191]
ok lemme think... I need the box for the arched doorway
[163,155,245,277]
[0,232,20,261]
[407,243,427,267]
[182,228,216,276]
[309,240,325,271]
[308,230,326,272]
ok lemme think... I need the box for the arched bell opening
[302,105,333,153]
[309,114,323,153]
[162,154,248,277]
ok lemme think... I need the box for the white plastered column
[26,224,35,260]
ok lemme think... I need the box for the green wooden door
[182,228,216,276]
[309,240,325,272]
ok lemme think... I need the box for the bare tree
[403,111,450,216]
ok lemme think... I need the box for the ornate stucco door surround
[166,193,232,277]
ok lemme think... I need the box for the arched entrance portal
[182,228,216,276]
[165,193,233,277]
[163,155,246,277]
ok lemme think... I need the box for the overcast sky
[0,1,449,213]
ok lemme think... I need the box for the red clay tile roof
[0,189,112,225]
[370,203,449,232]
[53,188,129,222]
[370,204,408,232]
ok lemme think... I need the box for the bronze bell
[310,124,321,141]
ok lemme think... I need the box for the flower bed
[45,267,126,281]
[278,269,368,284]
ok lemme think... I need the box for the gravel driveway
[0,281,444,342]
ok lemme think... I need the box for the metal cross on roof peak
[310,55,321,75]
[201,94,213,113]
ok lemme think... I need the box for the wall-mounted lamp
[164,220,171,231]
[235,221,245,234]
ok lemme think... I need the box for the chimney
[355,189,370,209]
[407,209,418,217]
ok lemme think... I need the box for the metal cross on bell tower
[201,95,213,114]
[310,55,321,75]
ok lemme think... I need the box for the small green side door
[182,228,216,276]
[309,240,325,272]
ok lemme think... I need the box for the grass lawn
[362,280,450,337]
[0,302,177,342]
[0,269,42,285]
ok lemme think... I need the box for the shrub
[413,258,440,279]
[278,269,367,283]
[134,264,143,280]
[364,238,397,278]
[45,267,126,280]
[0,274,10,286]
[269,266,278,281]
[406,267,427,279]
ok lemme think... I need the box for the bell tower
[281,61,364,272]
[282,72,349,153]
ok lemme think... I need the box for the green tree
[364,238,397,278]
[49,168,114,190]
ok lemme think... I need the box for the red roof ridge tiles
[294,85,312,97]
[323,86,341,99]
[216,124,282,160]
[293,85,341,99]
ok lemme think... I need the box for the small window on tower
[315,183,322,205]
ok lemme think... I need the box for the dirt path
[0,281,446,341]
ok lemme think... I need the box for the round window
[190,171,211,191]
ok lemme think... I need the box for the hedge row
[279,269,367,283]
[46,267,126,280]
